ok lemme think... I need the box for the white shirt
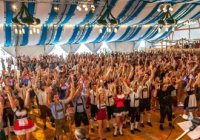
[129,90,140,107]
[90,90,97,105]
[105,90,114,106]
[35,89,47,105]
[138,80,151,99]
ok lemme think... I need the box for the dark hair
[16,97,25,111]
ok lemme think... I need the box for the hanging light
[54,5,59,13]
[12,2,40,26]
[19,29,22,35]
[99,28,103,33]
[114,27,118,33]
[12,3,17,12]
[14,28,18,34]
[36,28,40,34]
[91,5,95,9]
[169,6,173,12]
[163,6,167,13]
[158,3,177,27]
[0,24,3,30]
[22,28,25,34]
[157,8,161,12]
[97,2,120,33]
[82,4,87,8]
[85,7,88,12]
[77,5,82,11]
[165,27,169,32]
[33,27,36,33]
[30,29,33,35]
[77,0,95,12]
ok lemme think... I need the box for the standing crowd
[0,50,200,140]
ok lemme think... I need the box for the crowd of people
[0,50,200,140]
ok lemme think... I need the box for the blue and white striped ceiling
[0,0,200,47]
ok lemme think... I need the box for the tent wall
[2,45,54,58]
[107,42,135,53]
[2,42,136,57]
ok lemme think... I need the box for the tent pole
[189,25,191,40]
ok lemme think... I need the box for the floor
[11,108,191,140]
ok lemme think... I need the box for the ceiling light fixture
[76,0,96,13]
[12,2,40,26]
[97,1,120,33]
[157,3,177,32]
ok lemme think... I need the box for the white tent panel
[0,1,5,23]
[107,42,134,52]
[130,27,149,41]
[178,6,200,23]
[126,3,156,25]
[28,26,42,46]
[68,7,87,25]
[86,43,101,53]
[0,27,5,47]
[58,26,74,45]
[76,44,92,54]
[34,2,52,25]
[97,43,112,53]
[85,27,101,43]
[112,0,129,18]
[108,26,128,42]
[190,29,200,40]
[2,45,54,57]
[172,30,189,40]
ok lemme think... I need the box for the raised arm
[0,100,3,123]
[24,88,32,108]
[122,80,131,94]
[6,90,16,110]
[149,64,156,82]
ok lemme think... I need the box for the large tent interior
[0,0,200,140]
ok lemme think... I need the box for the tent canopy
[0,0,200,48]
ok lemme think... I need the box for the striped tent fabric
[0,0,200,48]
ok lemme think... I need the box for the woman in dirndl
[96,87,107,140]
[113,79,130,137]
[6,87,36,140]
[184,75,197,116]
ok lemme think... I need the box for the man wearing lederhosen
[138,67,155,128]
[129,82,141,134]
[89,84,97,132]
[156,81,175,130]
[105,82,115,132]
[73,79,90,140]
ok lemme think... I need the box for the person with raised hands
[105,81,115,132]
[113,78,130,137]
[72,76,90,140]
[5,86,36,140]
[183,73,197,116]
[155,78,175,130]
[138,62,156,128]
[95,82,107,140]
[88,80,98,133]
[123,81,141,134]
[46,74,79,140]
